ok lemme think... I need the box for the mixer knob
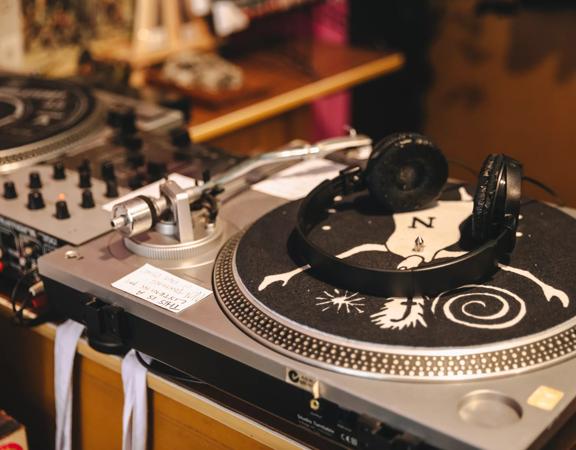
[202,170,211,183]
[78,170,92,188]
[78,159,91,175]
[3,181,17,199]
[107,105,136,134]
[170,127,192,147]
[128,174,144,190]
[105,179,119,198]
[55,196,71,220]
[127,150,145,168]
[53,161,66,180]
[29,171,42,189]
[27,191,45,210]
[123,135,143,151]
[81,189,95,209]
[101,161,116,181]
[147,161,167,182]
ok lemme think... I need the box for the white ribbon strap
[54,319,85,450]
[122,350,150,450]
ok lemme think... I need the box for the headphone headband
[296,170,508,297]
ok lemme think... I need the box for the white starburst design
[315,289,365,314]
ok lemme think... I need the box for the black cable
[446,160,564,207]
[134,351,206,385]
[523,175,565,206]
[447,159,478,177]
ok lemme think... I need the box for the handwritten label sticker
[112,264,211,313]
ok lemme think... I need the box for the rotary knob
[107,105,136,134]
[79,170,92,188]
[3,181,17,199]
[123,135,143,152]
[101,161,116,181]
[78,159,91,175]
[127,149,145,169]
[55,196,70,219]
[170,127,192,147]
[128,174,144,190]
[105,179,119,198]
[29,171,42,189]
[53,161,66,180]
[81,189,95,209]
[147,161,167,182]
[27,191,45,210]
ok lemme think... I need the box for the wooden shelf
[188,42,404,142]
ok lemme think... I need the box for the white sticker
[112,264,211,313]
[102,173,199,212]
[285,368,320,396]
[252,159,344,200]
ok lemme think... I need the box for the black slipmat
[215,186,576,379]
[0,76,95,150]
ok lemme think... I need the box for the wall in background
[425,1,576,205]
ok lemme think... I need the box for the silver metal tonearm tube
[111,134,372,237]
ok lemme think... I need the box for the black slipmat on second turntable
[0,76,98,151]
[214,186,576,380]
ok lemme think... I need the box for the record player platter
[0,76,102,172]
[215,186,576,381]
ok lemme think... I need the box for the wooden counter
[0,304,310,450]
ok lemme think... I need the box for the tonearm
[110,132,372,248]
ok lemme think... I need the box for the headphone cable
[522,175,565,207]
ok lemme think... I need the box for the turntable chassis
[39,191,576,450]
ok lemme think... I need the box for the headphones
[296,132,523,297]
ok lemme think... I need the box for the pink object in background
[312,0,350,139]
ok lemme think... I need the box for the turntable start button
[458,391,522,428]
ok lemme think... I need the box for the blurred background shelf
[187,42,403,147]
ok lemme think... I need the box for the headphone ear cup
[472,154,505,241]
[365,133,448,211]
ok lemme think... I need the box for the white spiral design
[432,285,526,329]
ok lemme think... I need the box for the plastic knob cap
[101,161,116,181]
[55,200,70,219]
[29,171,42,189]
[81,189,95,209]
[53,162,66,180]
[170,127,192,147]
[147,161,167,182]
[27,191,45,210]
[78,170,92,188]
[3,181,17,199]
[105,179,119,198]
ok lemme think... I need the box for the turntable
[38,133,576,449]
[0,75,244,288]
[0,75,182,173]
